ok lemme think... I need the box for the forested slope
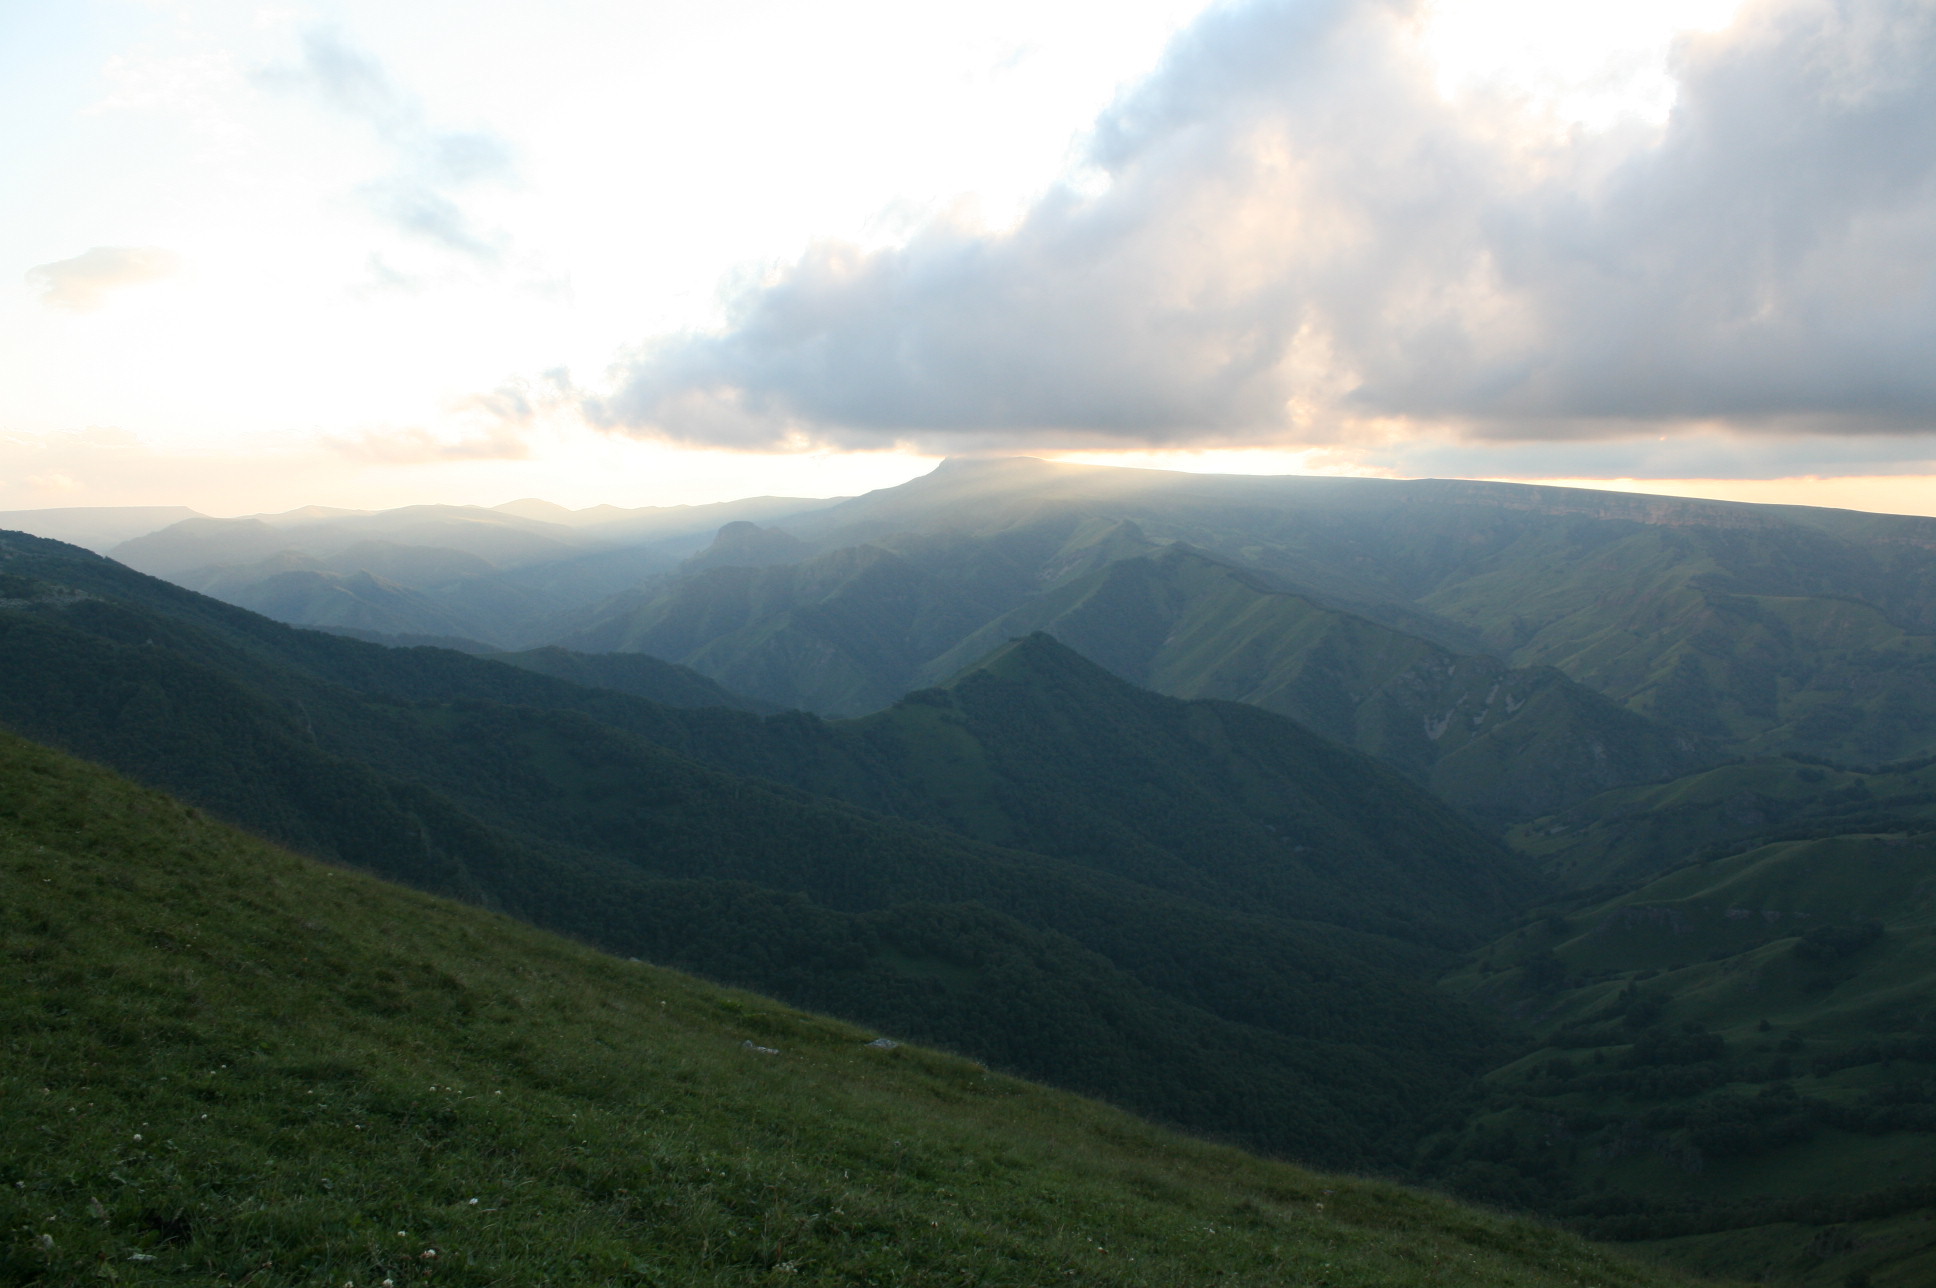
[0,727,1703,1288]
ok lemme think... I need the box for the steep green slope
[1508,757,1936,891]
[488,644,779,712]
[564,542,1023,715]
[928,548,1705,824]
[0,531,1506,1169]
[786,460,1936,772]
[0,730,1702,1288]
[1416,522,1936,764]
[570,631,1535,948]
[1425,831,1936,1286]
[806,633,1535,944]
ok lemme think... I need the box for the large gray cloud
[589,0,1936,455]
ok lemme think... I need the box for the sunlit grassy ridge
[0,728,1705,1287]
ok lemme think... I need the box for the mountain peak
[938,630,1127,695]
[681,520,812,573]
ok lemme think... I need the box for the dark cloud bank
[590,0,1936,466]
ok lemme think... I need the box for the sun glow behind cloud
[4,0,1930,516]
[1422,0,1746,126]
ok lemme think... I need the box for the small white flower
[467,1198,479,1205]
[131,1134,142,1142]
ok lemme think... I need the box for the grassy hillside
[1426,828,1936,1286]
[0,729,1704,1288]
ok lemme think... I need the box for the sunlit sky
[6,0,1934,516]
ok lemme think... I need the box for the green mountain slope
[755,633,1536,945]
[561,629,1535,949]
[0,729,1700,1288]
[926,548,1705,824]
[487,644,780,712]
[0,530,1507,1169]
[1507,756,1936,892]
[1415,520,1936,764]
[787,460,1936,773]
[1425,827,1936,1287]
[564,542,1019,715]
[122,459,1936,805]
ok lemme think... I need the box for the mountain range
[8,456,1936,1284]
[37,456,1936,826]
[0,526,1523,1172]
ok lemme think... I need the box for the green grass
[0,728,1712,1287]
[1432,826,1936,1285]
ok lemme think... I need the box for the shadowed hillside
[0,728,1709,1288]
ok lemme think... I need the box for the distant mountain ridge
[560,459,1936,818]
[29,456,1936,820]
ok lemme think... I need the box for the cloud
[324,373,571,464]
[274,30,514,263]
[26,246,182,311]
[588,0,1936,455]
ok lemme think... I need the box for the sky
[4,0,1934,517]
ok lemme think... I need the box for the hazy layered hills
[0,728,1697,1288]
[69,458,1936,826]
[561,459,1936,818]
[0,527,1523,1168]
[558,519,1695,822]
[921,547,1706,824]
[93,494,839,648]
